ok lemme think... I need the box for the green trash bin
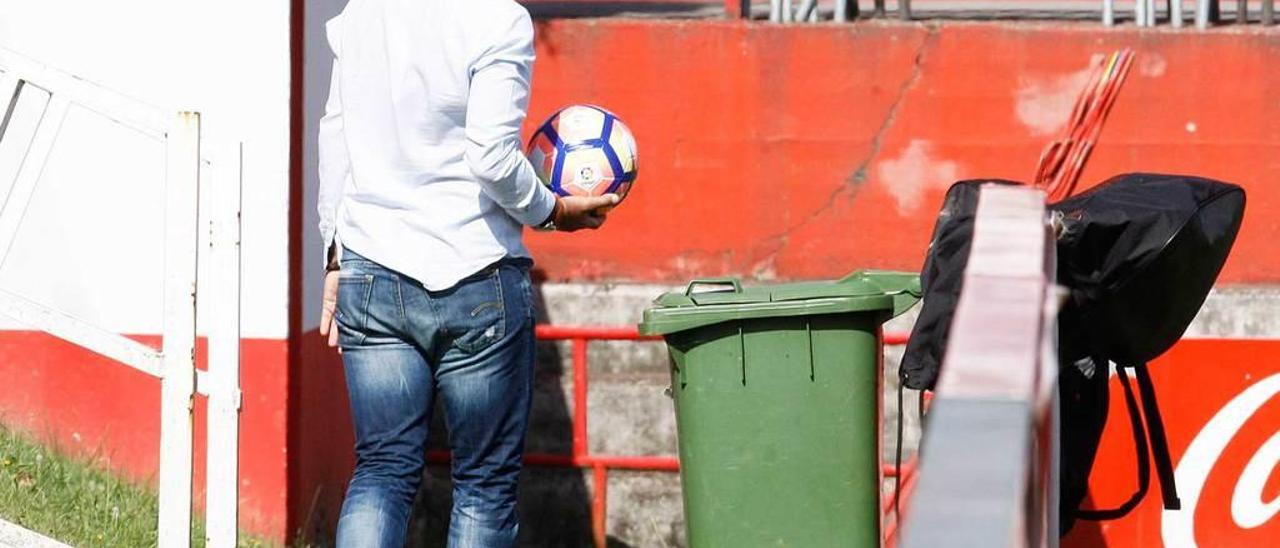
[638,271,921,548]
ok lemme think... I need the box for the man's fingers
[319,308,333,336]
[567,194,618,212]
[327,318,339,347]
[320,270,339,338]
[553,194,618,231]
[587,194,620,209]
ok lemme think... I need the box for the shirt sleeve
[464,9,557,227]
[317,16,349,266]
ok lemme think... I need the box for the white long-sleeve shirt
[318,0,557,290]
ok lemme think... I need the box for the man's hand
[553,194,620,232]
[319,270,340,349]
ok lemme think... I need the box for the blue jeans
[333,250,536,548]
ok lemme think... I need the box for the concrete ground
[0,518,68,548]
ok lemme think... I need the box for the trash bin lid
[638,270,921,336]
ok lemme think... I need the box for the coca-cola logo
[1162,373,1280,546]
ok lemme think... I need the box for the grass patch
[0,425,270,547]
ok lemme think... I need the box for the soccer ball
[526,104,638,201]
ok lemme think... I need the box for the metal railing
[734,0,1276,26]
[0,47,242,548]
[900,185,1060,547]
[524,0,1274,25]
[1105,0,1276,28]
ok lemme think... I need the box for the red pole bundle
[1034,49,1136,202]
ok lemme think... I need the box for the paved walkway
[0,518,68,548]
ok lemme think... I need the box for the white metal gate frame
[0,47,242,548]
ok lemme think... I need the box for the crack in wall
[745,26,939,276]
[850,24,936,187]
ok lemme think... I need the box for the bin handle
[684,278,742,296]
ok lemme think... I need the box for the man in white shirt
[316,1,617,546]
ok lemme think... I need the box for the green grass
[0,425,270,547]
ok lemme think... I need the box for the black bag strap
[1076,363,1182,521]
[1134,362,1182,511]
[1076,365,1150,520]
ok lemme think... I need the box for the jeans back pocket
[446,268,507,355]
[336,274,374,346]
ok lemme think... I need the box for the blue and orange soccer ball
[526,104,638,201]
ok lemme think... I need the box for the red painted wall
[520,21,1280,284]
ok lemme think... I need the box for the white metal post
[1103,0,1115,25]
[158,111,200,548]
[1172,0,1185,27]
[0,47,166,140]
[1197,0,1211,28]
[0,74,18,127]
[0,288,163,376]
[0,95,68,266]
[204,142,242,548]
[797,0,817,21]
[0,78,33,214]
[1136,0,1148,25]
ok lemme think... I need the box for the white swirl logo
[1162,373,1280,547]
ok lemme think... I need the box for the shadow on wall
[1061,492,1110,547]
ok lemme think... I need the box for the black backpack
[899,179,1021,391]
[901,173,1246,536]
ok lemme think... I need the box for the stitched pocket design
[450,270,507,355]
[336,274,374,346]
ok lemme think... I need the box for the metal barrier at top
[724,0,1277,27]
[1104,0,1276,28]
[900,185,1061,547]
